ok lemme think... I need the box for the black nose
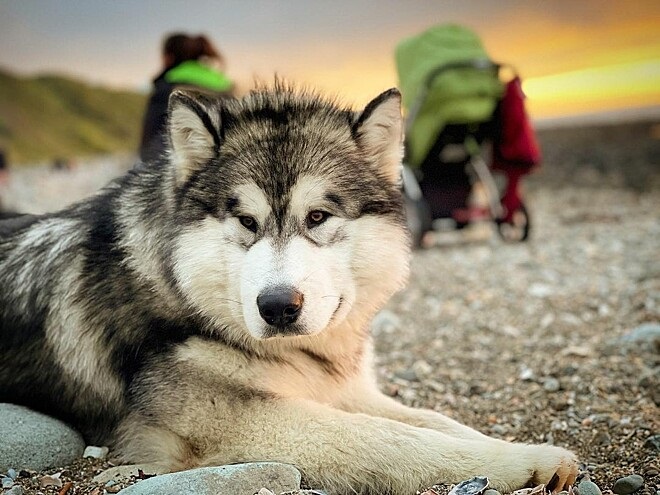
[257,287,304,327]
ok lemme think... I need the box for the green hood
[395,24,503,167]
[165,60,232,92]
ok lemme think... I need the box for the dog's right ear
[168,90,221,185]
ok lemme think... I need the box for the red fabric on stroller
[492,76,541,222]
[492,76,541,171]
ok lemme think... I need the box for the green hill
[0,68,147,164]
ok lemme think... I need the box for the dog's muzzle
[257,286,304,330]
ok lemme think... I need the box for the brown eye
[307,210,330,228]
[239,216,257,233]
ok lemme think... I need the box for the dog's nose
[257,287,304,327]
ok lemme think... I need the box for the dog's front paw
[529,445,579,492]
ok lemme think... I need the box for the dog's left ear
[168,90,222,185]
[353,88,403,184]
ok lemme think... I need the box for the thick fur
[0,85,577,494]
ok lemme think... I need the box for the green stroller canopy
[395,24,504,167]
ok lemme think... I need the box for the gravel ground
[1,136,658,494]
[376,185,659,494]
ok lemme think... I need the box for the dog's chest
[255,352,355,404]
[175,338,357,405]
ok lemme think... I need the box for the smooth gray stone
[612,474,644,495]
[0,403,85,471]
[620,323,660,343]
[117,463,302,495]
[6,486,24,495]
[577,480,602,495]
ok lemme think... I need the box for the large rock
[117,463,302,495]
[0,403,85,471]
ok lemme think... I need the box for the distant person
[139,33,234,162]
[0,148,21,220]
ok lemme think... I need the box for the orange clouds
[229,10,660,119]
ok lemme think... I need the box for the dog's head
[166,86,410,341]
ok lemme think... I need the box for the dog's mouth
[261,322,307,339]
[328,296,344,323]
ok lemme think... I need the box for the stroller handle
[423,59,501,88]
[404,59,516,136]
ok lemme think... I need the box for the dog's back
[0,165,219,443]
[0,207,116,440]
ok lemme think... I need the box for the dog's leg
[186,398,575,494]
[339,385,492,439]
[332,379,578,490]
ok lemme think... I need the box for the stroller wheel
[497,203,530,242]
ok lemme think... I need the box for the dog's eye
[307,210,330,228]
[238,216,257,233]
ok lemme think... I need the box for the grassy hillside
[0,68,147,164]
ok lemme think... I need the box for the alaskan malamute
[0,85,577,494]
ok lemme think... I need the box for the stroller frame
[402,59,531,247]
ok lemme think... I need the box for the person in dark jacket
[139,33,234,162]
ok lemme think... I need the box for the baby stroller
[396,24,541,247]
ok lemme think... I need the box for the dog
[0,85,578,494]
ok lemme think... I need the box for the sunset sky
[1,0,658,121]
